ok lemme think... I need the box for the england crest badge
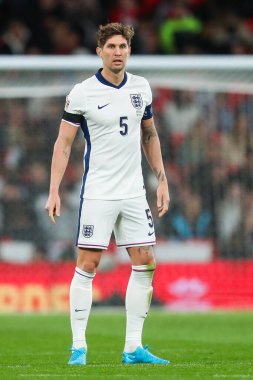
[82,225,94,238]
[130,94,143,110]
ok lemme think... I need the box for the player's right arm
[45,121,78,224]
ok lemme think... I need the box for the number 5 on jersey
[119,116,128,136]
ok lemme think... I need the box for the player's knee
[81,261,98,273]
[77,257,100,273]
[142,246,155,262]
[129,246,156,266]
[77,248,102,272]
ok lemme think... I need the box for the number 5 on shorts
[145,208,154,228]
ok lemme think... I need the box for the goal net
[0,56,253,311]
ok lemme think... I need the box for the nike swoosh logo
[148,231,155,236]
[98,103,110,109]
[75,309,87,312]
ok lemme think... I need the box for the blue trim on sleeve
[75,116,91,246]
[80,117,91,198]
[95,68,127,89]
[142,104,153,120]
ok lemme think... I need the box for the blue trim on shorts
[75,117,91,246]
[76,198,84,246]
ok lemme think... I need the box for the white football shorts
[76,195,156,250]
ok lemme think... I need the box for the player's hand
[44,193,61,224]
[157,180,170,218]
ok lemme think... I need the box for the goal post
[1,55,253,98]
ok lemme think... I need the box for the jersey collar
[95,68,128,89]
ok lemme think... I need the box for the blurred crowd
[1,0,253,55]
[1,89,253,261]
[149,89,253,260]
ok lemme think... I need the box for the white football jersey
[62,69,153,200]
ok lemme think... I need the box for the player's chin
[111,63,124,72]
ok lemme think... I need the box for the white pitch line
[213,375,253,378]
[18,375,85,378]
[18,375,169,378]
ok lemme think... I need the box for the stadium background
[1,0,253,313]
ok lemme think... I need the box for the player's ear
[96,47,102,57]
[128,46,131,57]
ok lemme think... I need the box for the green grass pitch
[0,310,253,380]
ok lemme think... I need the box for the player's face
[96,35,131,74]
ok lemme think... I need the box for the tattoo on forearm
[142,126,157,144]
[63,149,69,159]
[154,168,166,182]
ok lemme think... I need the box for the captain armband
[62,111,82,127]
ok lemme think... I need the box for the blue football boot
[68,347,86,365]
[122,345,169,365]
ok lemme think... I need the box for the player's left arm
[141,117,170,218]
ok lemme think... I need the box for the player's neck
[101,68,125,86]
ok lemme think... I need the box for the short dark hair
[96,22,135,48]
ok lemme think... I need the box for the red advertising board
[0,260,253,312]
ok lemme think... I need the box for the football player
[45,22,170,365]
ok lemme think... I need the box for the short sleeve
[62,83,84,127]
[142,80,153,120]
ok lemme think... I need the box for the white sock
[124,263,156,353]
[69,266,95,350]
